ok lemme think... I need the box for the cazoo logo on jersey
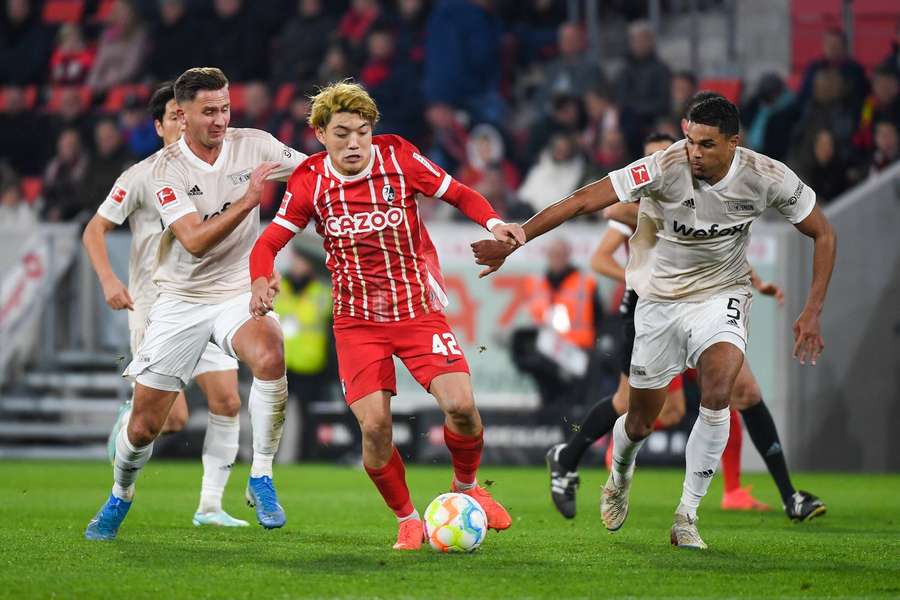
[325,208,404,237]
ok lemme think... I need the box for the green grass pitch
[1,461,897,599]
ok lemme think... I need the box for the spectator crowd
[1,0,899,229]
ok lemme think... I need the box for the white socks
[112,428,153,501]
[198,412,240,514]
[678,406,731,519]
[249,375,288,478]
[611,415,646,486]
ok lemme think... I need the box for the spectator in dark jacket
[42,129,90,222]
[880,18,900,74]
[423,0,506,126]
[204,0,267,80]
[81,119,134,215]
[271,0,336,85]
[361,26,423,140]
[791,68,858,164]
[796,28,869,115]
[0,86,51,176]
[534,22,608,113]
[798,129,849,205]
[741,72,800,161]
[146,0,206,81]
[854,64,900,153]
[0,0,53,84]
[615,21,671,126]
[868,118,900,177]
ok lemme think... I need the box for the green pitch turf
[0,462,897,599]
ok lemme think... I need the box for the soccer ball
[423,492,487,553]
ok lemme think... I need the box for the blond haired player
[85,68,307,540]
[83,82,248,528]
[474,97,836,549]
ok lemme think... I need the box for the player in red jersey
[249,82,524,550]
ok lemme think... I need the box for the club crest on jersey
[381,184,395,203]
[629,163,652,188]
[228,169,252,185]
[325,207,404,237]
[109,186,127,204]
[156,187,178,208]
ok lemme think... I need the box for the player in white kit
[473,97,836,549]
[85,68,307,540]
[83,82,250,528]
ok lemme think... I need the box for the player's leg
[161,392,189,433]
[732,362,826,521]
[349,388,422,550]
[192,359,248,527]
[429,372,512,531]
[227,314,288,529]
[719,387,769,511]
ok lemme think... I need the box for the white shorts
[629,292,751,389]
[125,292,277,390]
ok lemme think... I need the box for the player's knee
[624,413,652,441]
[163,411,188,433]
[700,385,731,411]
[360,416,393,447]
[442,392,476,423]
[253,345,285,380]
[127,416,161,447]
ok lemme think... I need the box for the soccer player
[248,82,521,550]
[85,67,307,540]
[83,82,248,527]
[474,96,836,549]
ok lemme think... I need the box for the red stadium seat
[852,0,900,72]
[790,0,842,73]
[0,86,38,111]
[274,84,296,111]
[45,86,92,113]
[93,0,116,22]
[21,177,43,204]
[698,78,743,104]
[103,84,151,112]
[42,0,85,24]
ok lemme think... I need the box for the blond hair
[308,81,380,129]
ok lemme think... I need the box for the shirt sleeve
[608,150,666,204]
[768,164,816,224]
[260,132,307,182]
[271,172,316,234]
[96,166,142,225]
[399,139,453,199]
[151,168,197,227]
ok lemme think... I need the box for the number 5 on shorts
[432,333,462,356]
[726,297,741,320]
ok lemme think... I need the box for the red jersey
[250,135,501,322]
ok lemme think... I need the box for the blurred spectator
[392,0,429,67]
[42,129,90,222]
[527,93,582,162]
[120,94,160,157]
[472,166,533,221]
[146,0,205,81]
[271,0,336,85]
[48,87,94,148]
[518,133,585,213]
[580,86,620,160]
[338,0,382,60]
[615,21,671,127]
[424,0,505,126]
[869,119,899,177]
[583,126,628,184]
[798,129,849,205]
[81,119,134,214]
[0,175,36,227]
[87,0,148,95]
[796,28,869,114]
[361,26,422,139]
[235,82,277,131]
[854,65,900,153]
[317,42,355,85]
[741,72,799,161]
[424,103,468,174]
[533,22,608,112]
[0,85,50,176]
[48,24,95,86]
[0,0,53,84]
[456,123,519,190]
[204,0,267,80]
[791,68,858,164]
[502,0,566,65]
[881,17,900,73]
[669,70,697,123]
[275,92,321,157]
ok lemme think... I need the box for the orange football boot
[393,518,425,550]
[721,485,770,511]
[452,482,512,530]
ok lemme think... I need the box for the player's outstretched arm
[82,213,134,310]
[169,161,280,258]
[791,204,837,365]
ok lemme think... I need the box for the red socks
[443,425,483,486]
[721,408,743,493]
[365,446,414,518]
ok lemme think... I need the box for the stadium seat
[852,0,900,71]
[21,177,43,204]
[698,78,743,104]
[42,0,85,24]
[0,86,38,111]
[790,0,842,73]
[274,84,296,111]
[44,86,92,113]
[103,84,151,112]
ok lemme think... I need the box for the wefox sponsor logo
[325,208,404,237]
[672,220,748,238]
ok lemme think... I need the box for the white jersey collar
[179,135,230,173]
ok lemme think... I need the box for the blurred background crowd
[2,0,899,230]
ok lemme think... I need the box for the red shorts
[333,311,470,404]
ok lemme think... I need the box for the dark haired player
[474,97,836,549]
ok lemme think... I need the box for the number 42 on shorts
[432,332,462,356]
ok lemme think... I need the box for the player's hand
[101,277,134,311]
[792,309,824,366]
[471,239,515,278]
[267,273,281,297]
[754,280,785,306]
[490,222,526,247]
[250,276,276,319]
[244,161,280,209]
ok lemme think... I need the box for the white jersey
[151,128,305,303]
[96,150,165,331]
[609,139,815,302]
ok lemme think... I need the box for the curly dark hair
[687,96,740,137]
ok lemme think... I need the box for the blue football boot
[85,493,132,540]
[245,476,286,529]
